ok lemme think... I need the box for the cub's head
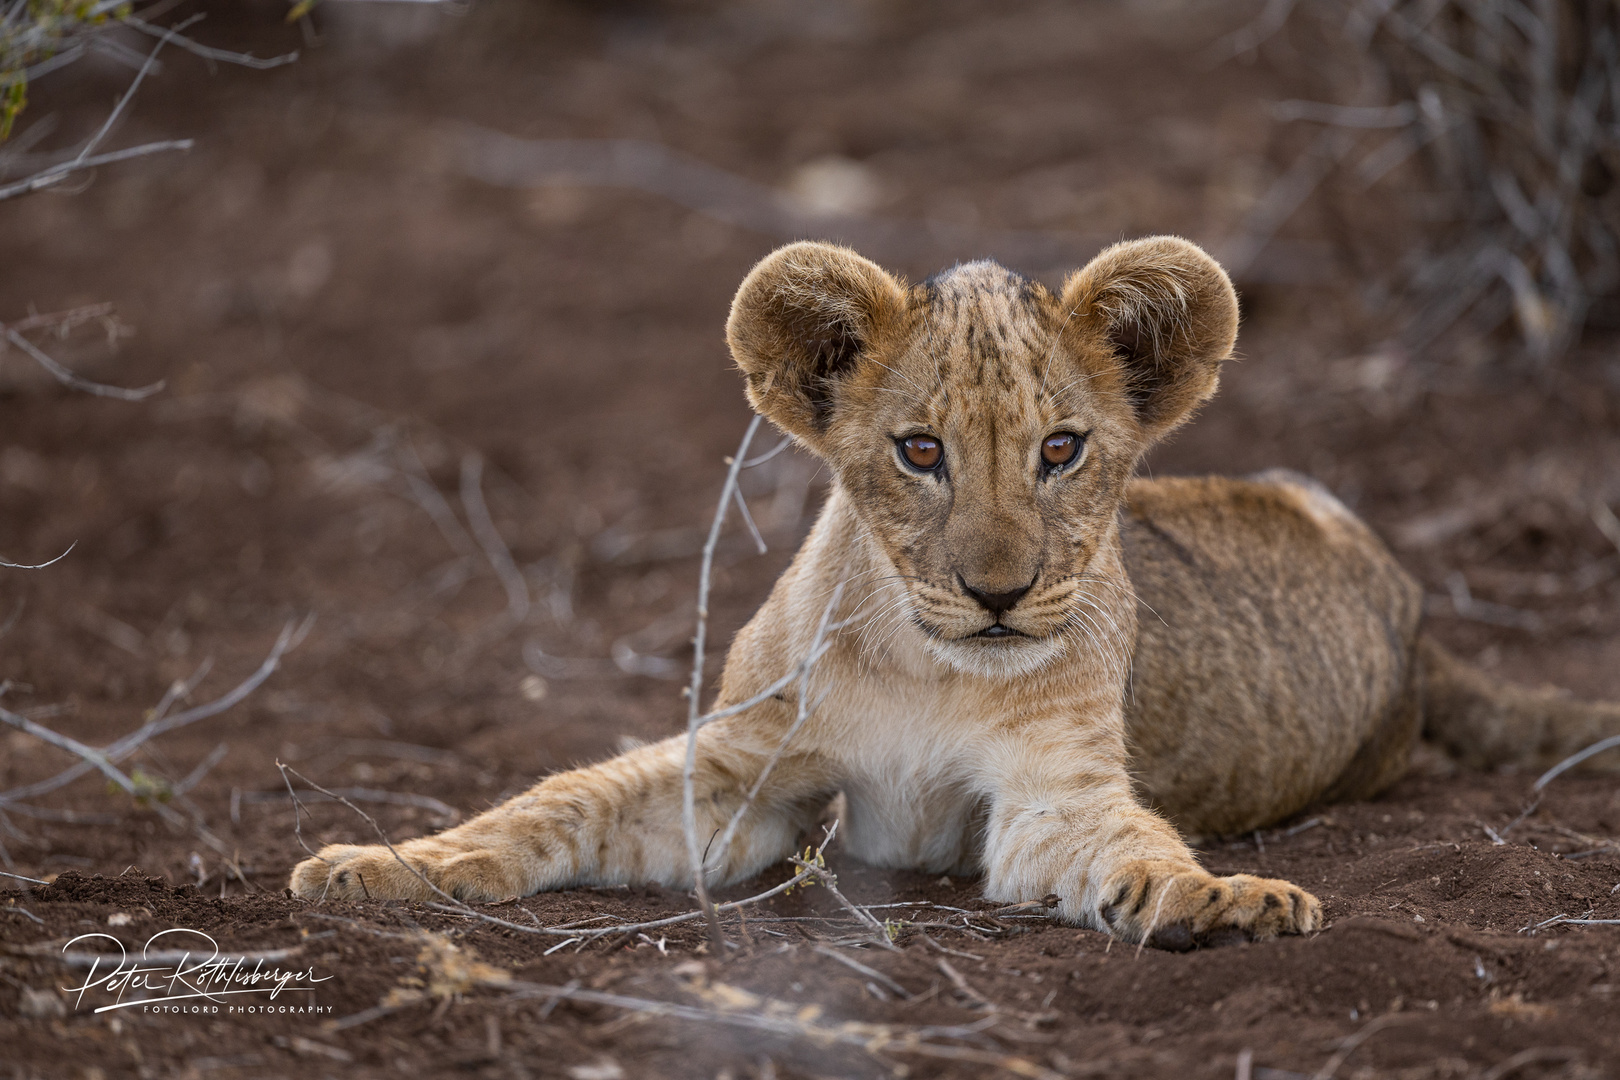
[726,237,1238,678]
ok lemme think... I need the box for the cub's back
[1119,472,1424,837]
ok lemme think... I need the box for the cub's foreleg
[977,719,1322,948]
[288,721,832,902]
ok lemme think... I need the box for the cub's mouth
[972,624,1029,640]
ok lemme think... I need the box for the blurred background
[1,1,1619,1074]
[3,0,1619,910]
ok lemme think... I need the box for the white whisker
[1039,307,1080,397]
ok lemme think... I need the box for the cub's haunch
[290,237,1620,948]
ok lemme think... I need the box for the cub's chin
[922,628,1069,680]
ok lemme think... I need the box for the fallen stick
[812,944,913,998]
[788,851,900,952]
[459,452,530,626]
[498,980,1060,1080]
[0,617,310,805]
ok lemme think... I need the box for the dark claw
[1146,923,1195,952]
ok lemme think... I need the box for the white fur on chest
[809,669,994,873]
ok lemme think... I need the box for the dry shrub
[1269,0,1620,364]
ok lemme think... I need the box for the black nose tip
[959,576,1034,615]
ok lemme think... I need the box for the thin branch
[936,957,997,1010]
[77,15,204,169]
[1219,128,1352,275]
[0,617,310,804]
[683,415,762,947]
[0,598,24,639]
[123,15,299,70]
[705,583,845,877]
[1,323,165,398]
[0,705,142,796]
[1593,501,1620,558]
[459,452,530,625]
[812,944,912,998]
[0,303,115,335]
[1533,734,1620,791]
[422,841,838,942]
[1203,0,1300,65]
[0,6,294,204]
[500,980,1057,1080]
[0,13,202,206]
[0,542,74,569]
[0,694,242,867]
[732,487,767,556]
[740,435,794,468]
[173,741,229,795]
[788,851,900,952]
[391,437,478,557]
[149,658,215,727]
[1493,793,1542,841]
[1310,1014,1416,1080]
[244,785,460,824]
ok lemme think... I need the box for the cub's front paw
[1100,859,1321,950]
[288,842,522,902]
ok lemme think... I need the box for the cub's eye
[1041,432,1082,469]
[899,434,943,471]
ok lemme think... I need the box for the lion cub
[292,237,1620,948]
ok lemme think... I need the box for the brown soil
[2,2,1618,1077]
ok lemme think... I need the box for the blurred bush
[1,1,131,140]
[1279,0,1620,364]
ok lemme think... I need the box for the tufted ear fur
[726,241,907,445]
[1060,236,1238,444]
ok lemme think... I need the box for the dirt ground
[2,1,1619,1077]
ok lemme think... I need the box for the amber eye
[899,434,943,471]
[1042,432,1082,469]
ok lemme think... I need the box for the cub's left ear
[1060,236,1238,443]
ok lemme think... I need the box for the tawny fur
[290,237,1620,949]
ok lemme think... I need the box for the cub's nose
[959,575,1034,615]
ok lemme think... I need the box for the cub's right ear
[726,241,907,444]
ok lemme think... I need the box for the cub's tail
[1419,635,1620,776]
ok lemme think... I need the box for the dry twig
[1255,0,1620,362]
[1534,734,1620,791]
[0,321,162,400]
[0,617,310,807]
[0,542,74,570]
[459,452,530,626]
[0,14,201,203]
[501,979,1059,1080]
[1310,1013,1417,1080]
[787,850,900,952]
[682,415,763,947]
